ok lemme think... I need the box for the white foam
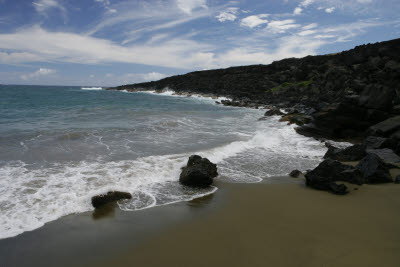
[0,109,347,240]
[81,87,102,90]
[134,88,231,103]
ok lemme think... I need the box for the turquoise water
[0,85,327,239]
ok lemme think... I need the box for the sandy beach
[98,181,400,267]
[2,178,400,267]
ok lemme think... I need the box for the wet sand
[1,180,400,267]
[101,182,400,267]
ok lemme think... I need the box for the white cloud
[87,1,213,41]
[325,7,335,13]
[216,7,238,22]
[300,0,315,7]
[298,30,316,36]
[33,0,66,18]
[94,0,117,13]
[0,26,214,69]
[20,68,56,80]
[266,19,300,33]
[0,51,44,64]
[240,14,269,28]
[176,0,207,15]
[303,23,318,30]
[293,7,303,15]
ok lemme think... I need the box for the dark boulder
[179,155,218,187]
[305,159,362,194]
[264,108,283,116]
[358,84,394,111]
[323,144,367,161]
[395,175,400,184]
[279,114,312,126]
[328,182,348,195]
[356,153,393,183]
[367,148,400,164]
[289,170,302,178]
[368,115,400,137]
[339,169,364,185]
[91,191,132,209]
[363,136,393,149]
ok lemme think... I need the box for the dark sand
[1,179,400,267]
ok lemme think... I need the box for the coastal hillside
[111,38,400,139]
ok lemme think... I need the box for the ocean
[0,85,327,239]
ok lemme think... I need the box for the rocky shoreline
[107,38,400,195]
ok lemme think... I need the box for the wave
[124,88,231,103]
[81,87,102,90]
[0,117,329,239]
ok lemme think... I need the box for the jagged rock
[368,115,400,137]
[363,136,393,149]
[264,108,283,116]
[358,84,394,111]
[305,159,360,194]
[279,114,312,126]
[323,144,367,161]
[328,182,348,195]
[340,169,364,185]
[356,153,393,183]
[367,148,400,164]
[91,191,132,208]
[289,170,302,178]
[394,175,400,184]
[179,155,218,187]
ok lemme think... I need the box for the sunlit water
[0,85,328,239]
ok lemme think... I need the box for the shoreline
[2,180,400,266]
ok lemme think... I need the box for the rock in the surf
[91,191,132,208]
[179,155,218,187]
[289,170,302,178]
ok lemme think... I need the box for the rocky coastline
[108,38,400,195]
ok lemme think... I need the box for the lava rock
[363,136,393,149]
[91,191,132,209]
[367,148,400,164]
[179,155,218,187]
[328,182,348,195]
[323,144,367,161]
[305,159,358,194]
[356,153,393,183]
[289,170,302,178]
[264,108,283,116]
[279,114,313,126]
[368,115,400,137]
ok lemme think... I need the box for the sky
[0,0,399,86]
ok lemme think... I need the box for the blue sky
[0,0,399,86]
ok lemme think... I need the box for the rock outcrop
[179,155,218,187]
[304,159,364,194]
[110,38,400,140]
[356,153,393,183]
[323,143,367,161]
